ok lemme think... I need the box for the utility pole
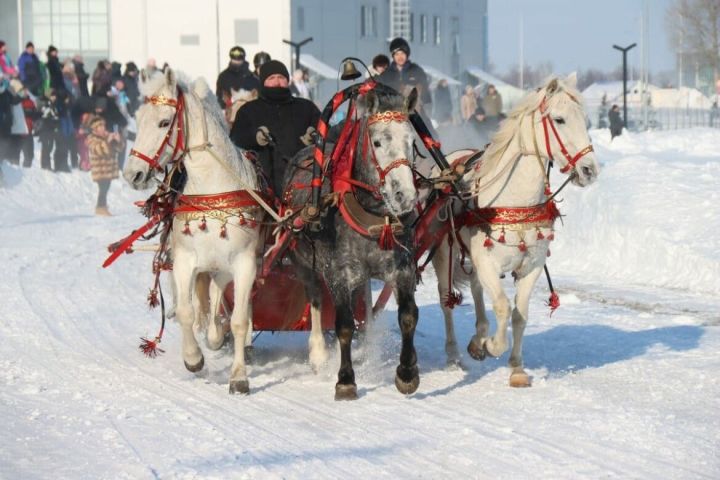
[613,43,637,128]
[519,13,524,89]
[282,37,313,70]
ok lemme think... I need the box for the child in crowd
[85,115,120,216]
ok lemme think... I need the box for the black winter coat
[608,109,623,137]
[378,61,432,105]
[215,62,260,108]
[73,60,90,97]
[46,56,66,94]
[230,89,320,195]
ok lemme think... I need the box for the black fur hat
[389,37,410,57]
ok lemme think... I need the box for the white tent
[465,66,527,110]
[420,65,461,86]
[582,81,711,109]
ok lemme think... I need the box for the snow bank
[551,128,720,296]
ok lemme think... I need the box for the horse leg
[206,274,230,351]
[333,284,357,400]
[431,239,462,368]
[394,270,420,394]
[228,255,256,395]
[466,269,489,360]
[173,253,204,372]
[306,273,328,372]
[508,267,543,388]
[193,272,211,333]
[468,258,511,359]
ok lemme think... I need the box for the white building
[4,0,488,104]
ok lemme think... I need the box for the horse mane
[465,77,583,182]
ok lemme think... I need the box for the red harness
[129,89,187,171]
[539,97,594,174]
[332,110,413,241]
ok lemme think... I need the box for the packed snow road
[1,129,718,479]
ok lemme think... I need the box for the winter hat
[259,60,290,84]
[88,115,106,131]
[253,51,271,70]
[389,37,410,57]
[125,61,138,74]
[229,46,246,60]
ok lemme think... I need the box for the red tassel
[518,240,527,252]
[547,231,555,241]
[139,336,165,358]
[547,291,560,316]
[199,217,207,231]
[444,290,463,309]
[182,221,191,235]
[220,224,227,238]
[498,229,506,243]
[379,217,394,250]
[147,288,159,308]
[238,215,246,226]
[544,185,552,196]
[483,236,493,249]
[247,219,257,228]
[537,229,545,240]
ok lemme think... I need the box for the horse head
[123,68,184,190]
[356,88,419,216]
[533,73,599,187]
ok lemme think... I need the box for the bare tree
[666,0,720,80]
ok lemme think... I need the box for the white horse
[123,68,269,394]
[432,74,599,386]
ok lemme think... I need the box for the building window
[31,0,108,59]
[297,6,305,31]
[360,5,377,38]
[234,19,259,44]
[420,14,427,43]
[361,5,366,36]
[409,13,414,42]
[433,16,441,45]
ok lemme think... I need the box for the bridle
[538,95,594,174]
[364,110,412,186]
[129,87,187,172]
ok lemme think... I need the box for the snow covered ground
[1,129,718,479]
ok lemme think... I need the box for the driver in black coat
[230,60,320,196]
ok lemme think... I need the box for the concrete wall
[1,0,20,60]
[109,0,292,86]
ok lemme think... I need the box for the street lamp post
[282,37,313,70]
[613,43,637,128]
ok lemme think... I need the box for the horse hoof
[395,365,420,395]
[467,340,487,361]
[446,358,466,371]
[244,345,255,364]
[509,371,531,388]
[229,379,250,395]
[184,355,204,373]
[334,383,358,401]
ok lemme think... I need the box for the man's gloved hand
[299,126,316,146]
[256,126,271,146]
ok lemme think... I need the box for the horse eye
[158,119,171,128]
[554,117,565,125]
[373,140,382,148]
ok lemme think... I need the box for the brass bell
[341,59,362,80]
